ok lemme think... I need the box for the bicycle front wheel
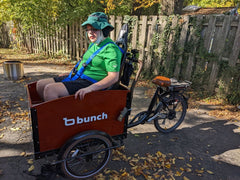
[154,93,187,133]
[60,134,112,179]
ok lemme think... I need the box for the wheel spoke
[154,94,187,133]
[61,134,112,179]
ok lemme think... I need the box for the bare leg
[43,82,69,101]
[36,78,55,100]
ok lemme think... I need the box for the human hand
[74,87,93,100]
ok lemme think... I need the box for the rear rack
[168,80,191,91]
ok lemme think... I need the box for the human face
[86,25,100,43]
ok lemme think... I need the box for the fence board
[115,16,123,41]
[109,15,115,41]
[184,16,203,80]
[145,16,158,71]
[208,16,233,91]
[204,15,217,52]
[184,24,195,80]
[138,16,148,61]
[131,16,138,49]
[174,15,190,78]
[166,16,178,75]
[75,22,79,60]
[216,16,231,55]
[229,18,240,66]
[72,23,76,60]
[153,16,167,75]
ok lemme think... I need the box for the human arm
[74,71,119,100]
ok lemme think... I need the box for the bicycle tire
[154,93,187,133]
[59,134,112,179]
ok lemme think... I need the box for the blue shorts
[54,75,93,95]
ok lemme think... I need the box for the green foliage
[107,0,133,15]
[56,0,105,26]
[217,62,240,105]
[185,0,239,7]
[1,0,108,33]
[0,0,11,24]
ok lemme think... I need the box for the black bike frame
[127,86,187,129]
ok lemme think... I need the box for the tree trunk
[160,0,184,15]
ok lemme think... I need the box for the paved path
[0,63,239,180]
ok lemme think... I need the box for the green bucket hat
[81,12,114,31]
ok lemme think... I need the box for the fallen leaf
[10,127,21,131]
[207,170,214,174]
[154,174,160,178]
[175,171,183,176]
[20,152,26,156]
[165,163,171,169]
[178,157,184,160]
[183,176,190,180]
[28,165,34,172]
[121,171,128,177]
[27,159,34,164]
[0,134,4,139]
[180,167,184,171]
[195,169,204,173]
[156,151,162,157]
[186,163,192,167]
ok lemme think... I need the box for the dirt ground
[0,49,240,180]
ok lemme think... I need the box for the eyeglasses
[86,28,99,33]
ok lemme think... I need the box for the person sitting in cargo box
[36,12,122,101]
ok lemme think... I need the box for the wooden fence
[0,23,10,48]
[4,15,240,92]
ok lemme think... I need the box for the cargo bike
[27,24,191,179]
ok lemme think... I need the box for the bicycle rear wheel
[154,93,187,133]
[59,134,112,179]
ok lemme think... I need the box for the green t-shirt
[77,37,122,82]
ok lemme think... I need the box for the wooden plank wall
[16,15,240,92]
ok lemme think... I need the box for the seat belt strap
[80,74,98,83]
[62,42,112,82]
